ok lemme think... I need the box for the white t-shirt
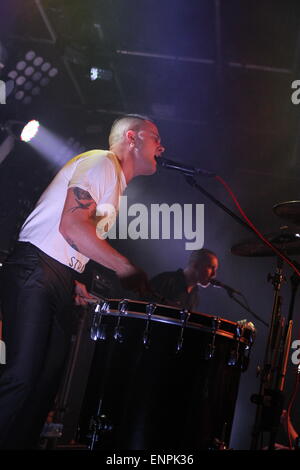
[19,150,127,273]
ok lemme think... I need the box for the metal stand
[250,258,294,449]
[39,306,96,449]
[176,174,300,449]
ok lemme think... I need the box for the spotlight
[0,119,40,142]
[90,67,113,81]
[20,120,40,142]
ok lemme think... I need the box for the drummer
[0,114,165,449]
[150,248,219,311]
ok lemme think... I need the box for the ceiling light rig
[6,50,58,105]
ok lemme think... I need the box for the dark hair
[188,248,218,266]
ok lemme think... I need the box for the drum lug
[228,349,239,367]
[90,301,110,341]
[205,317,221,360]
[228,324,242,366]
[143,303,156,348]
[176,309,191,353]
[113,300,129,343]
[205,343,216,360]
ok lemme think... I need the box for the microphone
[210,279,242,296]
[156,156,216,177]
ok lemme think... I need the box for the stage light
[25,51,36,61]
[41,62,51,72]
[32,86,41,96]
[15,90,25,101]
[16,61,26,71]
[6,50,59,105]
[49,67,58,78]
[33,57,43,67]
[16,76,26,86]
[0,120,40,143]
[20,120,40,142]
[8,70,17,80]
[90,67,113,81]
[25,66,34,77]
[40,77,49,87]
[24,81,33,90]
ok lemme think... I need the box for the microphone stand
[180,174,295,450]
[184,175,299,268]
[224,290,269,328]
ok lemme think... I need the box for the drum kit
[77,201,300,451]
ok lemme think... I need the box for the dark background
[1,0,300,449]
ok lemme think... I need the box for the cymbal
[273,201,300,225]
[231,231,300,257]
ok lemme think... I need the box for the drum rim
[94,298,252,345]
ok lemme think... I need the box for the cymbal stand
[285,260,300,341]
[182,175,299,449]
[250,257,286,450]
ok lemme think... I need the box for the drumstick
[82,296,103,304]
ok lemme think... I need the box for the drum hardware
[113,300,129,343]
[143,303,156,348]
[97,301,110,341]
[240,323,255,372]
[209,422,229,450]
[205,317,221,360]
[229,322,254,369]
[250,256,296,450]
[88,414,113,447]
[176,309,191,353]
[177,178,299,448]
[87,401,113,451]
[228,325,243,367]
[90,300,110,341]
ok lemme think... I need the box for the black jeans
[0,242,75,449]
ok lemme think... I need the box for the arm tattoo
[69,188,96,214]
[66,237,79,252]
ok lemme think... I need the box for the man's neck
[111,148,135,184]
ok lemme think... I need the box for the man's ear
[126,129,136,146]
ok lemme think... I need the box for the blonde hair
[109,114,153,148]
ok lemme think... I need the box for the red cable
[286,368,300,448]
[214,174,300,445]
[215,174,300,277]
